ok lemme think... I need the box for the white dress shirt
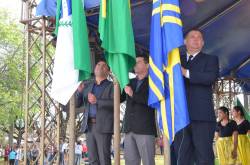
[185,51,200,78]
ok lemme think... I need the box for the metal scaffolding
[21,0,60,164]
[214,77,250,114]
[19,0,250,165]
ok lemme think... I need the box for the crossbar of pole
[20,16,44,24]
[196,0,242,31]
[231,56,250,76]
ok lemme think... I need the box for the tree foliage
[0,9,25,137]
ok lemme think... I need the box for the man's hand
[88,93,97,104]
[77,82,85,93]
[181,67,187,77]
[125,86,133,97]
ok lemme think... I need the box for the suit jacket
[76,79,114,133]
[121,77,157,136]
[181,52,219,122]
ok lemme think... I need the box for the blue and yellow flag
[149,0,189,143]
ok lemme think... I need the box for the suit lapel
[85,82,94,112]
[135,77,148,93]
[190,52,203,65]
[89,82,95,93]
[131,79,137,92]
[182,52,203,68]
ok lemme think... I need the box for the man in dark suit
[173,29,219,165]
[121,56,157,165]
[76,60,114,165]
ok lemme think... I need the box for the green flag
[235,97,250,121]
[98,0,136,89]
[51,0,91,105]
[72,0,91,81]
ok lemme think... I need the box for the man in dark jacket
[174,29,219,165]
[76,60,114,165]
[121,56,157,165]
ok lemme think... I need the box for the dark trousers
[174,121,216,165]
[86,124,112,165]
[9,159,15,165]
[171,144,177,165]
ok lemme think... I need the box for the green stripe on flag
[235,97,250,121]
[99,0,136,89]
[55,0,62,36]
[72,0,91,81]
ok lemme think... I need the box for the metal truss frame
[214,77,250,115]
[20,1,250,165]
[21,1,60,164]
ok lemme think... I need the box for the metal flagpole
[111,73,121,165]
[68,94,76,165]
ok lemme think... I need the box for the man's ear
[184,39,187,45]
[201,40,204,48]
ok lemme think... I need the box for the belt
[88,117,96,124]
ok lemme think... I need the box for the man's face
[185,30,204,52]
[134,57,148,75]
[94,61,109,77]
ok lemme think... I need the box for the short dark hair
[233,106,245,118]
[185,28,204,39]
[96,58,106,64]
[96,58,110,70]
[218,106,229,118]
[136,55,149,64]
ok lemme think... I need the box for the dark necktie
[186,55,193,67]
[187,55,193,64]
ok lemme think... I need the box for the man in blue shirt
[76,59,114,165]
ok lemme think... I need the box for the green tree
[0,9,25,144]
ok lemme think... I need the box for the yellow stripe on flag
[149,56,164,84]
[161,100,170,140]
[149,76,164,101]
[161,16,182,27]
[164,48,182,140]
[152,4,181,16]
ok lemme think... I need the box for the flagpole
[111,73,121,165]
[68,94,76,165]
[163,135,171,165]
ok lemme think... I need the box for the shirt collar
[95,78,108,86]
[187,51,200,59]
[136,74,148,81]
